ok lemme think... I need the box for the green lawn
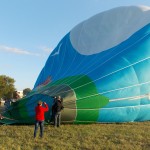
[0,122,150,150]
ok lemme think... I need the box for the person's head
[57,96,61,101]
[38,100,42,106]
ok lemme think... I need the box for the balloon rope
[59,32,150,87]
[48,33,150,97]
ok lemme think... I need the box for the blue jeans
[34,120,44,138]
[54,112,61,127]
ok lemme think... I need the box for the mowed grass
[0,122,150,150]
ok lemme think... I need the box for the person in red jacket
[34,100,49,138]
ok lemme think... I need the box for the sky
[0,0,150,91]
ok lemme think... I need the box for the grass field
[0,122,150,150]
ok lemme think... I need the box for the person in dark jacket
[53,96,64,127]
[50,96,57,123]
[34,100,49,138]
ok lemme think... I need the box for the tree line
[0,75,31,100]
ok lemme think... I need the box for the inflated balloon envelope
[1,5,150,124]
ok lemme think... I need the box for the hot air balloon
[1,5,150,124]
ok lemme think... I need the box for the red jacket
[35,103,49,121]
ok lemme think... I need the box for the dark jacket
[53,100,64,113]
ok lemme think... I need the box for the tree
[0,75,16,99]
[23,88,31,96]
[13,91,20,99]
